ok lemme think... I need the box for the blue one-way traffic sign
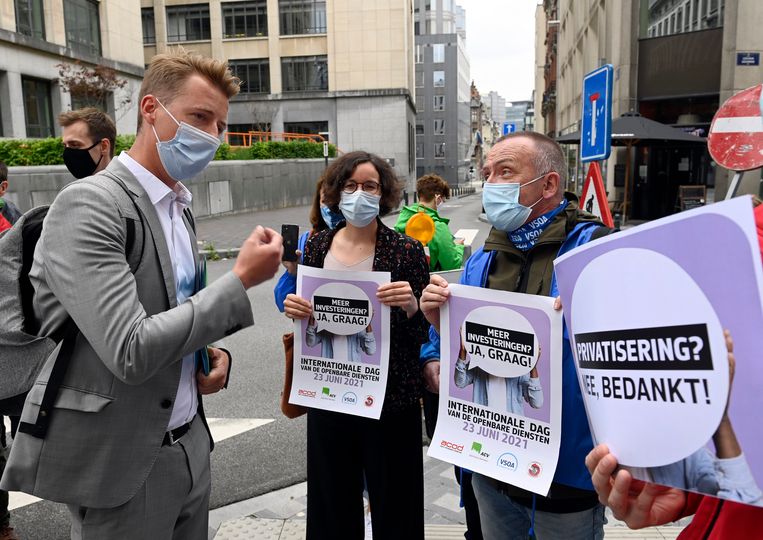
[502,122,516,136]
[580,64,613,162]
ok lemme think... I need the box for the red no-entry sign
[708,84,763,171]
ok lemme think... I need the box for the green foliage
[115,134,135,154]
[238,141,337,160]
[0,138,64,166]
[0,137,337,166]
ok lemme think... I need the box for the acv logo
[342,392,358,405]
[364,395,374,407]
[528,462,542,477]
[496,453,518,471]
[298,389,316,398]
[440,440,464,453]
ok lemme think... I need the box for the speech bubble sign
[571,248,728,468]
[460,305,538,378]
[311,283,373,336]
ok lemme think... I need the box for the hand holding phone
[281,224,300,262]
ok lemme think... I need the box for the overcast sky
[457,0,539,103]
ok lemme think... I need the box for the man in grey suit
[0,50,283,538]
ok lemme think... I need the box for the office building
[0,0,144,137]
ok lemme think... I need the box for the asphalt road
[7,192,489,539]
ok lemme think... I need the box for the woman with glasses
[284,151,430,539]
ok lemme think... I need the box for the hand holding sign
[585,444,687,530]
[284,293,312,320]
[377,281,418,318]
[421,274,451,332]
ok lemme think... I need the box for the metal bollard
[403,190,409,206]
[614,213,621,229]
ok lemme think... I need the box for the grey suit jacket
[0,158,254,508]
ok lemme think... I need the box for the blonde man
[1,50,283,539]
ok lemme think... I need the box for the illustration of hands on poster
[289,266,391,419]
[427,284,563,496]
[554,196,763,506]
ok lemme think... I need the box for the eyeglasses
[342,181,381,194]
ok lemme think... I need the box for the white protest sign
[461,306,538,378]
[311,282,373,336]
[290,266,391,419]
[428,284,563,496]
[570,248,728,467]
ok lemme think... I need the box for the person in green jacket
[395,174,464,271]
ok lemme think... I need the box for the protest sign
[554,196,763,506]
[428,284,563,496]
[289,266,391,419]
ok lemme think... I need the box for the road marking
[208,417,275,443]
[6,417,273,510]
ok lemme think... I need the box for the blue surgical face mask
[482,173,545,232]
[320,204,344,229]
[339,191,380,227]
[152,99,221,181]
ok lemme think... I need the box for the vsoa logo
[342,392,358,405]
[497,453,519,472]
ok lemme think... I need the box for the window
[432,43,445,63]
[434,142,445,158]
[415,71,424,88]
[416,142,424,159]
[229,59,270,93]
[22,77,53,138]
[415,94,423,111]
[281,56,328,91]
[279,0,326,35]
[142,8,155,45]
[433,95,444,111]
[415,45,423,64]
[166,4,211,42]
[64,0,101,56]
[15,0,45,40]
[223,1,267,38]
[433,119,445,135]
[284,121,328,139]
[416,122,424,135]
[433,70,445,87]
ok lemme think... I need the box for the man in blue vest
[420,132,610,540]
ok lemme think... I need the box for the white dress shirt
[119,152,198,431]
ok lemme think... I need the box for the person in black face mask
[59,107,116,179]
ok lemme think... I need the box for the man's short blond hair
[138,48,240,129]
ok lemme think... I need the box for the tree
[56,62,132,115]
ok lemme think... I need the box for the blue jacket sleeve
[274,231,310,312]
[419,325,441,366]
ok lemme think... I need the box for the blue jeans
[472,473,606,540]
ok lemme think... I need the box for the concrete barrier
[4,159,330,218]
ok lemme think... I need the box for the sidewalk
[209,447,687,540]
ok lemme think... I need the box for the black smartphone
[281,224,300,262]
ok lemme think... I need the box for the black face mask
[63,141,103,179]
